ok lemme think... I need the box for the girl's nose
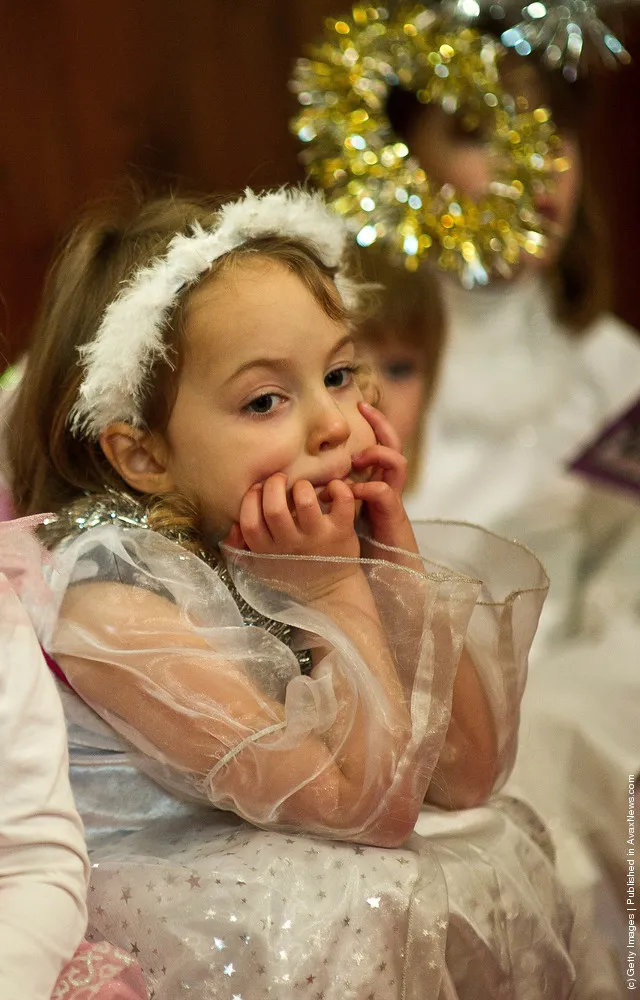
[306,397,351,454]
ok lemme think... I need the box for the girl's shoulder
[42,489,313,670]
[39,488,203,602]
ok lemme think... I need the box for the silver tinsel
[501,0,631,81]
[430,0,632,78]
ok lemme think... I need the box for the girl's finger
[261,473,297,542]
[352,480,402,520]
[326,479,356,532]
[358,401,402,452]
[352,445,407,493]
[239,483,274,548]
[292,479,322,534]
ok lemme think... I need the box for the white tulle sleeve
[41,522,546,845]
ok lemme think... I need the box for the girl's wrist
[371,516,419,554]
[308,565,371,612]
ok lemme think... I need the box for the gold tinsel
[290,4,563,286]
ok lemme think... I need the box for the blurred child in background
[378,20,640,986]
[354,246,445,488]
[386,46,640,536]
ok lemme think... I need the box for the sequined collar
[40,489,153,547]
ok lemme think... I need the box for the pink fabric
[52,941,147,999]
[43,647,71,688]
[0,514,54,605]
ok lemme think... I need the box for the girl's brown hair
[500,53,610,331]
[355,246,445,404]
[8,192,351,518]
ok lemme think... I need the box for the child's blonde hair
[8,192,355,518]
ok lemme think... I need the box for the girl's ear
[99,423,176,495]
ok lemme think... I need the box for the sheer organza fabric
[40,521,548,845]
[25,516,584,998]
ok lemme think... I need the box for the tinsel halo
[291,4,564,285]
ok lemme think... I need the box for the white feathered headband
[69,188,359,439]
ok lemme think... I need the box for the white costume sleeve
[0,572,89,1000]
[42,522,547,845]
[577,312,640,424]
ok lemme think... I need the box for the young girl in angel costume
[7,187,578,999]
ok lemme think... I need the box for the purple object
[569,396,640,499]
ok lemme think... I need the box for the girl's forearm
[315,575,499,810]
[311,569,408,713]
[309,570,411,786]
[427,648,498,809]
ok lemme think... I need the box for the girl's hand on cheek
[223,474,362,602]
[351,402,419,556]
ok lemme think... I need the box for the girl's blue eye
[246,393,280,415]
[325,365,355,389]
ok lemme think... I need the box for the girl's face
[162,259,376,538]
[406,79,582,268]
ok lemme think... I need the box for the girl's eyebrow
[330,333,355,356]
[223,333,355,386]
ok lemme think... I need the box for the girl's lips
[312,472,372,498]
[308,465,354,488]
[535,199,564,235]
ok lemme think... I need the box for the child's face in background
[405,65,582,269]
[162,259,376,537]
[363,342,426,454]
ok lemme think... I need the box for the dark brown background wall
[1,1,639,364]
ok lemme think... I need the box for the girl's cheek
[357,410,378,449]
[243,450,295,490]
